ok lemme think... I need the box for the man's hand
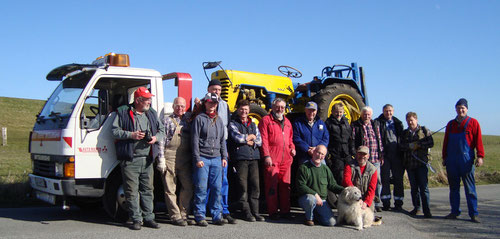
[147,135,157,144]
[290,148,296,157]
[409,142,419,151]
[247,140,255,146]
[315,194,323,206]
[156,157,166,173]
[196,161,204,168]
[264,156,273,167]
[222,159,227,168]
[246,134,257,142]
[475,157,484,167]
[131,131,145,140]
[307,147,315,157]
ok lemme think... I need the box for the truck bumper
[29,174,104,204]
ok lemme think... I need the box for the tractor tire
[102,169,128,222]
[249,103,268,126]
[315,84,365,123]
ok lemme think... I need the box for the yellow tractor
[203,62,368,124]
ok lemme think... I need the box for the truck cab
[29,53,191,221]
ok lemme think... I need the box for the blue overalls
[445,117,478,217]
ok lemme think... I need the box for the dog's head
[341,186,363,203]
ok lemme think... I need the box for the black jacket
[376,114,404,157]
[351,119,382,156]
[228,116,261,160]
[325,116,354,160]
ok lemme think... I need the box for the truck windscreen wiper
[49,111,62,122]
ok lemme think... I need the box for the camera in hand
[142,130,153,142]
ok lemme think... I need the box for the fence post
[2,127,6,146]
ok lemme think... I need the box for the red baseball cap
[134,87,154,99]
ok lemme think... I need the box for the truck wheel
[315,84,365,123]
[103,170,128,222]
[249,103,268,126]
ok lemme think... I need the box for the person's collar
[456,115,467,123]
[309,158,321,167]
[206,111,216,118]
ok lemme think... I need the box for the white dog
[336,186,381,230]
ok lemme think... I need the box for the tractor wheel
[102,169,128,222]
[315,84,365,123]
[249,103,268,126]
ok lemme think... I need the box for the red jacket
[259,114,295,164]
[343,164,377,207]
[442,116,484,160]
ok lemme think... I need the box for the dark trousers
[407,165,430,214]
[121,157,155,223]
[234,160,260,215]
[381,153,405,207]
[328,155,348,186]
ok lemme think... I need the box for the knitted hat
[455,98,468,108]
[208,79,222,87]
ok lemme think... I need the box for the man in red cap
[112,86,166,230]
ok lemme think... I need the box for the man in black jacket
[376,104,405,211]
[112,87,165,230]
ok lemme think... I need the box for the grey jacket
[191,112,227,162]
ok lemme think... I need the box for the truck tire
[103,170,128,222]
[249,103,268,126]
[315,84,365,123]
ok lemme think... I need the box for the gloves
[409,142,419,151]
[157,157,166,173]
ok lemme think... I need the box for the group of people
[112,82,484,230]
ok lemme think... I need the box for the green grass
[0,96,499,207]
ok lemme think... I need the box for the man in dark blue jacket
[293,101,329,164]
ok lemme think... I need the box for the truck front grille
[220,78,230,102]
[33,160,56,177]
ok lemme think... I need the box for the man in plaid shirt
[351,106,384,212]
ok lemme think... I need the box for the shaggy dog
[336,186,381,230]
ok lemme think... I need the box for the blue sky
[1,1,499,135]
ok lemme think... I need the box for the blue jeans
[407,165,430,214]
[193,156,223,222]
[298,194,336,226]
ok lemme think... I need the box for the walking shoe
[213,219,226,226]
[129,221,141,230]
[281,212,293,220]
[444,213,458,219]
[143,220,160,229]
[196,220,208,227]
[470,216,480,223]
[185,219,196,226]
[393,205,403,212]
[254,214,265,222]
[223,214,237,224]
[305,220,314,226]
[424,212,432,218]
[409,208,421,216]
[244,214,256,222]
[172,218,187,226]
[375,206,382,212]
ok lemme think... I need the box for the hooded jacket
[191,112,227,162]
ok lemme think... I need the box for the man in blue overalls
[442,98,484,223]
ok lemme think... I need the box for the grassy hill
[0,96,499,207]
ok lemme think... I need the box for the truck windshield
[35,72,93,130]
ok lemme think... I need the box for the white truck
[28,53,192,221]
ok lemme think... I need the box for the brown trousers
[162,122,193,220]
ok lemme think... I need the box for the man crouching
[296,145,344,226]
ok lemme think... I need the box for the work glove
[157,157,167,173]
[409,142,419,151]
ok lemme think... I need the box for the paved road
[1,184,499,239]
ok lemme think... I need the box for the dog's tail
[373,216,382,226]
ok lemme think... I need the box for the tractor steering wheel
[278,65,302,78]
